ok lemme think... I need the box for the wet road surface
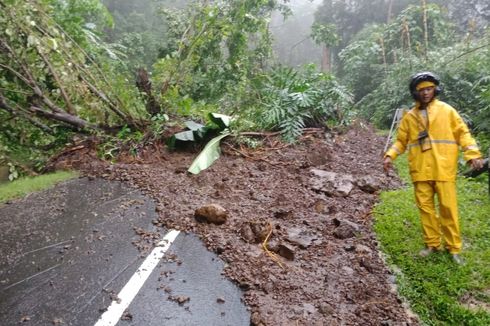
[0,178,249,325]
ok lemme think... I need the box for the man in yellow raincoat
[383,71,484,264]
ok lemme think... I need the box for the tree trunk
[321,46,331,72]
[386,0,393,23]
[0,93,54,134]
[136,68,161,116]
[379,37,387,74]
[421,0,429,62]
[29,106,99,131]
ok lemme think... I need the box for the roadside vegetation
[0,170,78,204]
[1,0,490,323]
[374,155,490,325]
[1,0,489,177]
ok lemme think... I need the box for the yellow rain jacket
[385,99,481,182]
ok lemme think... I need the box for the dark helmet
[409,71,442,100]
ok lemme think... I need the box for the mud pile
[57,124,417,325]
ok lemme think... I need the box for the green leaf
[166,130,195,149]
[208,113,232,130]
[188,133,230,174]
[184,121,205,130]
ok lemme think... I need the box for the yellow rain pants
[414,181,461,254]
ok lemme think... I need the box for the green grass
[374,154,490,325]
[0,170,78,204]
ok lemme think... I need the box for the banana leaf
[208,113,231,130]
[167,121,206,149]
[188,133,231,174]
[185,121,205,131]
[167,113,232,151]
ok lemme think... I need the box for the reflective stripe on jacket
[385,99,481,182]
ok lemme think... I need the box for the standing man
[383,71,484,264]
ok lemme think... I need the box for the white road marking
[94,229,180,326]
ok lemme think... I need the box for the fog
[271,0,324,67]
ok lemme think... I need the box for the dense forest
[1,0,489,177]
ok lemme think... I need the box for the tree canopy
[0,0,489,176]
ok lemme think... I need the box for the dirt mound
[61,124,416,325]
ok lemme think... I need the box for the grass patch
[374,154,490,325]
[0,170,78,204]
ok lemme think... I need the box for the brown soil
[49,123,418,325]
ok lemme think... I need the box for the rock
[360,257,375,273]
[266,239,280,252]
[332,216,361,232]
[342,266,355,276]
[216,297,225,304]
[309,169,355,197]
[277,243,295,261]
[355,244,373,254]
[285,227,317,249]
[121,310,133,321]
[313,199,327,213]
[251,312,262,326]
[169,295,190,305]
[343,244,356,251]
[319,302,335,316]
[263,282,274,294]
[333,224,356,239]
[306,151,329,166]
[356,175,381,193]
[240,223,256,243]
[250,221,270,243]
[273,209,294,219]
[303,303,317,315]
[194,204,228,224]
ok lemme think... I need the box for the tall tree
[314,0,418,72]
[0,0,146,133]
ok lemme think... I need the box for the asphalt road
[0,178,249,326]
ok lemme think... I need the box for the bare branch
[78,75,129,121]
[445,42,490,65]
[0,90,54,134]
[0,63,33,88]
[33,3,129,110]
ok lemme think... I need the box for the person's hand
[383,156,393,173]
[468,158,484,171]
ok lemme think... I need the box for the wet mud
[49,124,418,325]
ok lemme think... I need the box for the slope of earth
[50,123,418,325]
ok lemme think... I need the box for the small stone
[250,312,262,326]
[319,302,334,316]
[273,209,293,219]
[356,244,372,254]
[20,316,31,322]
[217,297,225,304]
[240,224,255,243]
[277,243,295,261]
[360,257,375,273]
[333,224,356,239]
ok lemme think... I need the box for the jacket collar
[415,98,439,111]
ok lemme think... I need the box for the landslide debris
[53,124,416,325]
